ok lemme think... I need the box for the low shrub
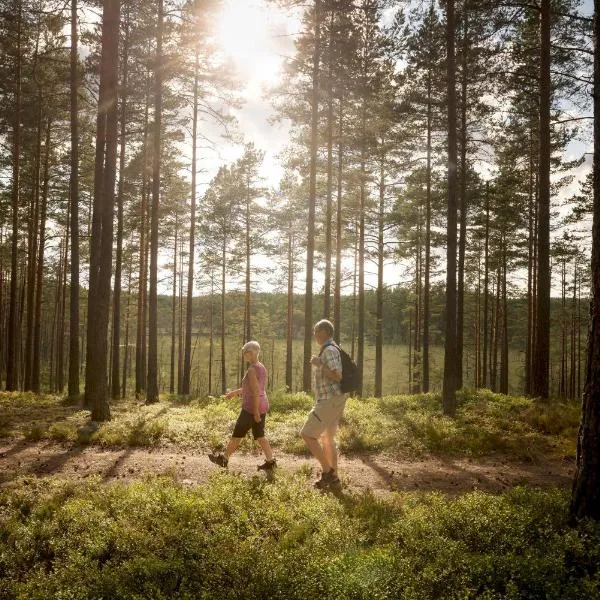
[0,476,598,599]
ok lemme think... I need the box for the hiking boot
[208,452,228,468]
[315,469,340,489]
[257,459,277,471]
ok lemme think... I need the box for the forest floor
[0,439,575,496]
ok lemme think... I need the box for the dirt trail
[0,440,575,495]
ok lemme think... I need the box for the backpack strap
[319,341,338,357]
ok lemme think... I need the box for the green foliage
[0,390,579,460]
[0,476,598,599]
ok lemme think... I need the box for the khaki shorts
[300,395,347,439]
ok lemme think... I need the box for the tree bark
[32,121,51,393]
[333,99,343,343]
[182,51,199,396]
[570,0,600,520]
[68,0,80,400]
[375,145,385,398]
[482,183,490,388]
[85,0,120,420]
[111,9,129,401]
[146,0,163,404]
[532,0,551,399]
[442,0,458,416]
[303,0,320,392]
[6,2,22,392]
[324,6,334,319]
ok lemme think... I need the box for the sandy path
[0,440,575,495]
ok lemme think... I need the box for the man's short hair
[314,319,334,338]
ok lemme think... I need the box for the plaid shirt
[313,341,343,401]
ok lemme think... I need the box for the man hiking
[300,319,346,489]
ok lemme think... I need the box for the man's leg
[300,432,331,471]
[321,426,338,473]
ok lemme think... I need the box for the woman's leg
[256,436,274,461]
[225,437,243,458]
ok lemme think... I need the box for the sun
[215,0,282,97]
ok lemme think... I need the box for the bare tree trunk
[135,74,150,397]
[286,221,294,391]
[146,0,163,404]
[85,0,120,420]
[532,0,551,399]
[357,98,367,396]
[32,120,51,393]
[324,6,334,319]
[122,259,132,398]
[375,146,385,398]
[423,60,432,393]
[456,3,469,390]
[570,0,600,520]
[303,0,320,392]
[482,182,490,388]
[221,241,227,395]
[68,0,80,399]
[111,10,129,401]
[442,0,458,415]
[500,239,509,394]
[25,97,43,391]
[182,52,199,396]
[6,2,22,392]
[170,219,178,394]
[334,99,343,343]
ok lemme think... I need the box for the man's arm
[320,347,342,383]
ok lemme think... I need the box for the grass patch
[0,390,580,459]
[0,475,598,599]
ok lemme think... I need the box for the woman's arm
[247,367,261,422]
[224,388,242,399]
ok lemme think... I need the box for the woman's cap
[241,340,260,354]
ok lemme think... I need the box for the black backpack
[320,342,359,394]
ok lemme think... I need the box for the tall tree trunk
[303,0,320,392]
[456,3,469,390]
[442,0,458,416]
[324,6,334,319]
[525,127,535,395]
[6,2,22,392]
[135,75,150,397]
[122,260,132,398]
[182,52,199,396]
[170,218,178,394]
[570,0,600,520]
[146,0,163,404]
[500,239,509,394]
[58,227,69,393]
[68,0,80,399]
[221,241,227,394]
[244,177,252,342]
[85,0,120,420]
[375,145,385,398]
[357,97,367,396]
[111,10,129,401]
[25,97,43,391]
[333,99,343,343]
[286,221,294,391]
[532,0,551,399]
[32,121,51,393]
[423,58,432,393]
[482,182,490,388]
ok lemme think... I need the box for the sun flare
[215,0,282,96]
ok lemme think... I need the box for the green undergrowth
[0,474,598,599]
[0,389,580,459]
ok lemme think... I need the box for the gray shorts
[300,395,346,439]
